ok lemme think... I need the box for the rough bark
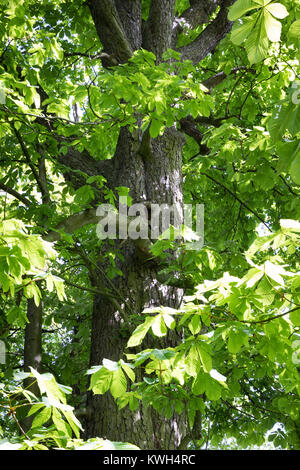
[24,298,43,381]
[172,0,222,43]
[20,296,43,432]
[142,0,176,61]
[88,0,133,63]
[85,127,186,449]
[178,0,235,64]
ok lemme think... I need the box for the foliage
[89,220,300,449]
[0,369,138,450]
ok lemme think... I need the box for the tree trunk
[85,126,187,449]
[19,296,43,432]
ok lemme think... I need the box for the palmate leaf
[229,1,289,64]
[265,3,288,19]
[127,316,154,347]
[110,368,127,399]
[89,367,112,395]
[264,10,282,42]
[290,155,300,186]
[228,0,258,21]
[227,329,248,354]
[192,372,222,401]
[31,406,51,429]
[245,16,269,64]
[288,19,300,38]
[26,368,83,439]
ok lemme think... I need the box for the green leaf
[290,309,300,327]
[265,3,288,19]
[204,375,222,401]
[186,345,201,377]
[192,372,221,400]
[192,372,206,395]
[129,395,139,411]
[30,368,66,405]
[149,118,164,138]
[26,403,45,417]
[61,409,83,438]
[121,362,135,382]
[6,306,25,326]
[127,316,154,347]
[110,368,127,399]
[189,314,201,334]
[228,329,247,354]
[24,283,41,306]
[290,154,300,186]
[151,349,176,361]
[74,185,95,205]
[89,367,112,395]
[288,20,300,38]
[197,343,212,372]
[264,10,282,42]
[151,314,167,337]
[52,277,66,301]
[52,408,72,437]
[245,16,269,64]
[31,406,51,428]
[228,0,258,21]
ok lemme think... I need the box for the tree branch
[180,117,210,154]
[239,306,300,325]
[114,0,142,51]
[142,0,176,61]
[0,181,31,206]
[178,0,235,64]
[88,0,133,64]
[200,171,272,232]
[64,51,118,67]
[43,206,156,262]
[43,208,99,242]
[174,0,221,34]
[12,124,47,199]
[202,67,256,91]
